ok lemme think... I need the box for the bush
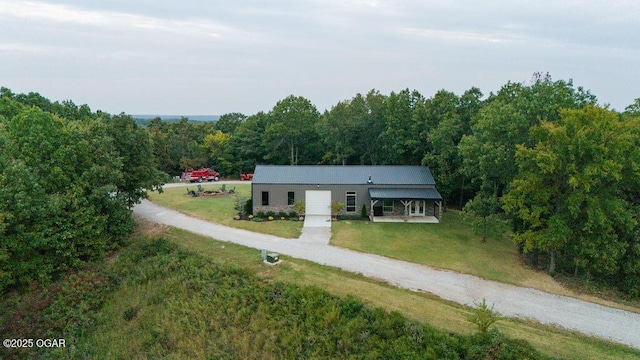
[123,306,140,321]
[244,199,253,216]
[256,211,265,218]
[278,211,287,218]
[361,204,368,218]
[266,211,276,218]
[234,196,247,216]
[288,211,298,218]
[294,200,305,215]
[467,298,501,336]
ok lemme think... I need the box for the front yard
[331,212,568,294]
[148,184,303,238]
[147,183,635,310]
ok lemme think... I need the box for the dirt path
[134,199,640,350]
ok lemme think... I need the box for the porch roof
[368,188,442,200]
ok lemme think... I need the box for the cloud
[399,27,516,44]
[0,42,56,54]
[0,0,235,39]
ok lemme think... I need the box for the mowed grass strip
[156,225,640,360]
[331,213,546,285]
[331,213,640,312]
[147,183,302,238]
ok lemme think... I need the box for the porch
[371,215,440,223]
[368,188,443,223]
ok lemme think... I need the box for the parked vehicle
[240,173,253,181]
[182,168,220,182]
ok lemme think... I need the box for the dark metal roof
[252,165,436,185]
[369,188,442,200]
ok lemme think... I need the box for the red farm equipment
[240,173,253,181]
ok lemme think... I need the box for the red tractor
[182,168,220,182]
[240,173,253,181]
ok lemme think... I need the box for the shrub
[244,199,253,216]
[361,204,368,218]
[234,196,247,216]
[288,211,298,218]
[278,211,287,218]
[467,298,501,336]
[294,200,305,215]
[331,201,345,216]
[256,211,265,218]
[123,306,140,321]
[266,211,276,218]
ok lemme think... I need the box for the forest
[1,72,639,298]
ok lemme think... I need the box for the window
[287,191,295,205]
[261,191,269,206]
[383,200,393,213]
[346,191,356,213]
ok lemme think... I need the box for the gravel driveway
[134,199,640,350]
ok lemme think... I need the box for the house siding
[252,183,437,216]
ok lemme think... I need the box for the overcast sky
[1,0,638,115]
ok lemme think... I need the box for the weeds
[2,235,549,359]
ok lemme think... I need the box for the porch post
[437,201,443,222]
[400,200,411,218]
[370,199,378,221]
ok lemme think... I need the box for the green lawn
[148,184,302,238]
[331,212,566,291]
[148,185,638,312]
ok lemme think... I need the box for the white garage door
[305,190,332,215]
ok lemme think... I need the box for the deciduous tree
[503,106,635,278]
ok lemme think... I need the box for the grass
[3,220,638,359]
[148,223,640,360]
[148,184,302,238]
[332,212,561,289]
[149,186,639,312]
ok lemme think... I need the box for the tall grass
[2,235,548,359]
[2,227,639,359]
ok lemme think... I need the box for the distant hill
[133,115,220,126]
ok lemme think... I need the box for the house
[251,165,443,223]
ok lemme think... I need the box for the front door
[409,200,425,216]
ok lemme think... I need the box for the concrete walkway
[133,199,640,350]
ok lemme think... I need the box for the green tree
[503,106,635,277]
[0,103,134,291]
[379,89,424,165]
[202,130,232,175]
[462,191,503,242]
[459,75,597,200]
[215,112,246,134]
[419,90,470,209]
[104,114,166,208]
[317,100,359,165]
[264,95,321,165]
[225,111,269,174]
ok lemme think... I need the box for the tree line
[0,87,166,293]
[1,72,639,296]
[141,73,640,296]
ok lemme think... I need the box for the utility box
[266,253,279,264]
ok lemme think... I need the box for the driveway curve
[133,199,640,350]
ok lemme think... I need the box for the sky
[1,0,638,115]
